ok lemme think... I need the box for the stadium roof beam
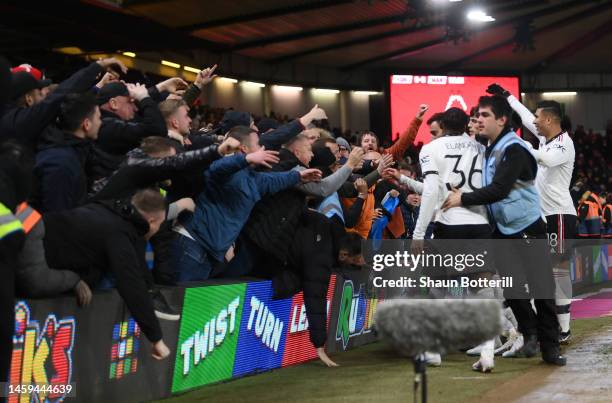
[229,14,410,52]
[0,0,222,54]
[272,20,438,64]
[341,0,605,71]
[120,0,175,5]
[527,17,612,73]
[179,0,353,32]
[440,1,612,71]
[272,0,543,63]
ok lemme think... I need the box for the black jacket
[92,144,221,201]
[31,126,91,213]
[43,200,162,342]
[1,62,103,151]
[243,149,333,348]
[90,92,166,182]
[259,120,305,151]
[244,149,307,262]
[165,135,216,201]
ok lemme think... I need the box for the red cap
[11,64,45,80]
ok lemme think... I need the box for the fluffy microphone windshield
[374,299,502,356]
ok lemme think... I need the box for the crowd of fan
[0,57,610,377]
[0,58,430,368]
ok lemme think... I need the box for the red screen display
[389,75,520,144]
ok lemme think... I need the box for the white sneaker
[472,355,494,372]
[472,339,495,372]
[424,352,441,367]
[501,333,524,358]
[466,337,501,356]
[503,307,518,330]
[500,313,514,338]
[472,340,495,372]
[466,344,483,356]
[496,328,519,355]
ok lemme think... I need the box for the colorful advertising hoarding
[109,318,140,380]
[172,284,245,393]
[9,288,182,403]
[9,254,612,402]
[282,277,336,367]
[327,272,381,353]
[172,277,337,391]
[335,280,378,351]
[9,301,76,403]
[593,245,610,283]
[233,281,292,376]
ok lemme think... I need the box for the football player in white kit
[411,108,489,245]
[487,84,576,344]
[407,108,496,372]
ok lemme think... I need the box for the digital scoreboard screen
[389,75,520,144]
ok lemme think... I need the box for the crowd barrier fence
[7,243,610,402]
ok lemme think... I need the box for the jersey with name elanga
[419,134,488,226]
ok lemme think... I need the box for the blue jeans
[171,234,213,282]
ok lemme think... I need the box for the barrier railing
[6,243,610,402]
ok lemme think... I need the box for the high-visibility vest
[584,199,601,220]
[603,204,612,238]
[15,202,42,234]
[0,202,23,240]
[577,198,602,237]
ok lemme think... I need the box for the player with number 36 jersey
[411,108,496,373]
[413,119,488,240]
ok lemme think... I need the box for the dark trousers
[283,211,334,348]
[493,219,559,351]
[229,210,334,348]
[149,221,178,285]
[431,223,494,291]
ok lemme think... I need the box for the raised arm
[1,59,120,147]
[294,164,352,197]
[486,84,541,141]
[259,105,327,150]
[507,95,541,141]
[385,104,427,161]
[254,170,301,195]
[400,175,423,194]
[181,65,217,106]
[205,153,249,183]
[130,145,221,176]
[343,178,368,228]
[295,147,364,197]
[338,152,390,197]
[413,146,438,240]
